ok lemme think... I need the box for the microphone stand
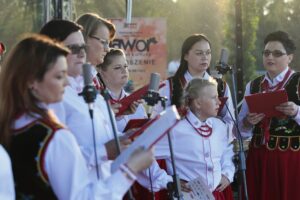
[80,85,100,180]
[166,126,182,200]
[147,95,182,200]
[145,106,155,200]
[217,65,248,200]
[89,107,100,180]
[102,89,135,200]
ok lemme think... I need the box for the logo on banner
[112,37,158,52]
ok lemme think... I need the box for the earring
[29,87,39,99]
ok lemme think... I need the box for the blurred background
[1,0,299,98]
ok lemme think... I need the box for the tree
[256,0,300,71]
[0,0,38,52]
[224,0,259,89]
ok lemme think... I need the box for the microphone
[80,63,97,113]
[215,48,231,75]
[144,73,161,117]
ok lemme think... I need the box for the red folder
[218,97,228,115]
[123,119,150,132]
[245,89,288,117]
[124,117,158,140]
[111,83,165,116]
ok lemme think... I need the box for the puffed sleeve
[135,161,173,192]
[220,142,235,183]
[220,123,235,182]
[0,145,15,200]
[238,82,254,138]
[45,129,135,200]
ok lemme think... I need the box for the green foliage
[0,0,37,53]
[242,0,259,82]
[0,0,230,69]
[1,0,300,79]
[224,0,259,87]
[256,0,300,71]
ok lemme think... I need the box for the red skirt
[246,145,300,200]
[213,185,234,200]
[127,159,233,200]
[124,159,167,200]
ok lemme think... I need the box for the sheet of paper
[182,176,215,200]
[111,106,180,173]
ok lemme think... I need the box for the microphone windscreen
[148,73,160,92]
[220,48,229,65]
[82,63,93,86]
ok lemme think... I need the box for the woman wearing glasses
[76,13,139,115]
[76,13,113,68]
[77,13,175,197]
[40,19,166,198]
[0,34,154,200]
[152,33,235,199]
[239,31,300,200]
[40,19,133,178]
[153,34,235,131]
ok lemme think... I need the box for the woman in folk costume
[152,34,235,199]
[239,30,300,200]
[40,19,130,177]
[76,13,139,118]
[153,34,234,132]
[155,78,235,200]
[0,34,154,200]
[97,48,173,199]
[96,48,147,132]
[41,19,171,197]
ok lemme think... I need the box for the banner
[110,18,167,90]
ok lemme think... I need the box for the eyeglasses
[196,50,212,56]
[89,35,110,49]
[66,44,87,55]
[262,50,287,58]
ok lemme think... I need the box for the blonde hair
[182,77,217,107]
[76,13,116,41]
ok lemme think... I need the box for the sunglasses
[262,50,287,58]
[66,44,87,54]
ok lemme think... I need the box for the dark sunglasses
[262,50,287,58]
[66,44,87,54]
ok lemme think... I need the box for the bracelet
[120,164,137,181]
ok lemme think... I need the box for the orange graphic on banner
[110,18,167,90]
